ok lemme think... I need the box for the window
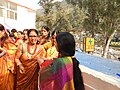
[0,0,7,7]
[7,2,17,20]
[0,0,6,17]
[0,1,4,6]
[10,2,17,11]
[15,13,17,20]
[0,1,17,20]
[7,10,14,19]
[0,7,3,17]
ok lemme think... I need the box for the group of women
[0,24,84,90]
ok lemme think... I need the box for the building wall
[0,0,36,31]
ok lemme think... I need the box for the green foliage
[65,0,120,40]
[36,0,120,49]
[65,0,82,8]
[36,0,87,32]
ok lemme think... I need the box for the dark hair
[6,29,10,35]
[72,58,85,90]
[18,31,23,35]
[23,29,28,33]
[41,26,49,32]
[0,32,9,47]
[0,24,5,31]
[51,30,60,36]
[56,32,75,57]
[27,29,38,37]
[11,28,17,33]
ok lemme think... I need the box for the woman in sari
[0,24,15,90]
[0,24,6,57]
[15,31,23,48]
[45,30,59,60]
[40,30,59,69]
[39,26,52,51]
[15,29,46,90]
[39,32,84,90]
[23,29,29,43]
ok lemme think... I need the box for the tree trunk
[102,30,116,58]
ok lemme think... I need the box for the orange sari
[15,43,46,90]
[0,38,17,90]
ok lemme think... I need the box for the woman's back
[40,56,74,90]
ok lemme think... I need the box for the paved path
[75,51,120,90]
[83,72,120,90]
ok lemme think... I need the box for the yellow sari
[43,40,52,51]
[45,46,58,60]
[0,38,17,90]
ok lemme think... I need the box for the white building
[0,0,37,31]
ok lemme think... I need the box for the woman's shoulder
[53,57,72,64]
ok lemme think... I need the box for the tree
[98,0,120,58]
[38,0,54,30]
[36,0,73,32]
[66,0,120,58]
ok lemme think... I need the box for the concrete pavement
[75,51,120,90]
